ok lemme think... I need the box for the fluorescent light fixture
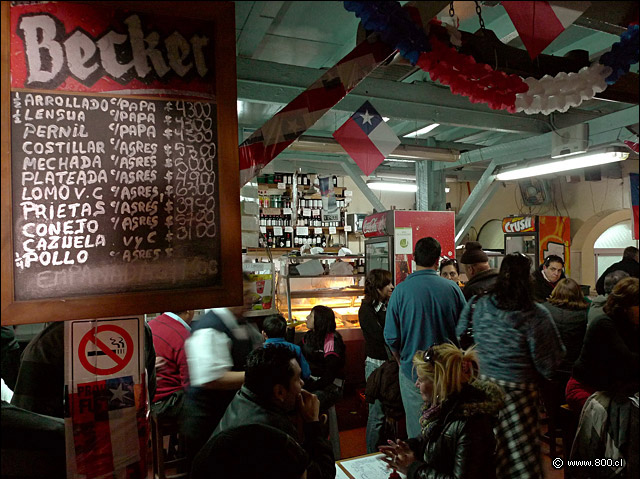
[551,147,588,159]
[403,123,440,138]
[367,181,417,192]
[496,149,629,181]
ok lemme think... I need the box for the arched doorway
[594,220,637,283]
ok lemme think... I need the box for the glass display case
[276,254,365,335]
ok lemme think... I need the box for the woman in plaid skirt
[456,253,565,479]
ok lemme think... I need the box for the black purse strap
[461,296,480,345]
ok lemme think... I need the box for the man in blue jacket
[384,237,466,437]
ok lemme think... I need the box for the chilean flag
[333,101,400,176]
[503,1,591,60]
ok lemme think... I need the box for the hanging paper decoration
[333,101,400,176]
[598,23,639,84]
[502,1,590,60]
[238,33,395,185]
[514,63,611,115]
[343,1,639,117]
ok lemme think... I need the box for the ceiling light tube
[495,149,630,181]
[367,181,418,192]
[403,123,440,138]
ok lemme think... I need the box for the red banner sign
[10,2,215,97]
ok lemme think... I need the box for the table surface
[336,452,406,479]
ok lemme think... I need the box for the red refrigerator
[362,210,456,285]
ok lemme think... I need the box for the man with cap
[460,241,499,301]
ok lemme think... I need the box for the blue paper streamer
[598,24,638,84]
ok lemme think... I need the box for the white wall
[342,176,416,214]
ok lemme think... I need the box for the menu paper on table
[337,453,407,479]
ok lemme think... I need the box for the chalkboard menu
[11,91,221,300]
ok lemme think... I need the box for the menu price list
[11,91,221,300]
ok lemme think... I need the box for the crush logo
[15,13,211,89]
[502,216,535,233]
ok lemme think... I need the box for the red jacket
[148,313,190,402]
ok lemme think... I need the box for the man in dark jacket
[595,246,639,295]
[213,346,335,479]
[460,241,499,300]
[531,254,566,301]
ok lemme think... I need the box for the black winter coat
[406,380,504,479]
[462,268,499,301]
[531,266,566,302]
[595,257,639,295]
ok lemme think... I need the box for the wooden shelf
[245,247,343,253]
[286,274,365,279]
[259,226,345,231]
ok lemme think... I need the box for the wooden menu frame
[1,2,242,325]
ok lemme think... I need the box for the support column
[454,160,499,245]
[340,161,385,212]
[427,161,446,211]
[416,161,446,211]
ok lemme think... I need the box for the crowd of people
[1,242,638,479]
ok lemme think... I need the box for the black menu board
[11,91,220,300]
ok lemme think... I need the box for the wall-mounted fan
[518,179,551,206]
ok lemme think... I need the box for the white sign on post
[64,316,145,479]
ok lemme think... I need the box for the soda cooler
[362,210,456,285]
[502,215,571,274]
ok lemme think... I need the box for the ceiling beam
[435,105,639,171]
[236,58,552,135]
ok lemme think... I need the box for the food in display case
[276,254,365,332]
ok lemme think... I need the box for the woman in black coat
[359,268,394,452]
[380,343,504,479]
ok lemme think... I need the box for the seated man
[148,310,194,421]
[262,315,311,380]
[192,423,310,479]
[214,346,335,479]
[1,400,66,479]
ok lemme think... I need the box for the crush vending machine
[502,215,571,274]
[363,210,456,285]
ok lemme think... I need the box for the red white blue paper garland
[344,1,639,116]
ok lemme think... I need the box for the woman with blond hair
[543,277,589,373]
[379,343,503,479]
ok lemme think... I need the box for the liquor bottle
[285,232,292,248]
[332,175,338,187]
[321,234,327,248]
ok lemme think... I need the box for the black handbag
[459,297,480,350]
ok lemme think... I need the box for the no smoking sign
[70,317,141,381]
